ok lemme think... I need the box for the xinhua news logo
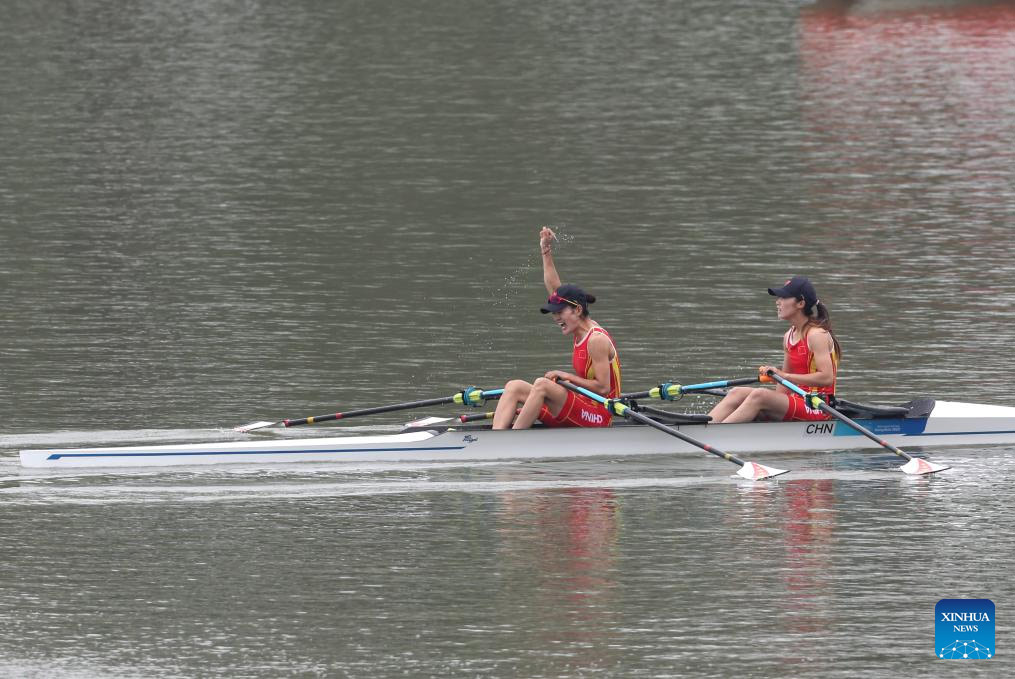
[936,599,994,660]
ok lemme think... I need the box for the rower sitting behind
[709,275,841,424]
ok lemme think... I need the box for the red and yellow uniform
[539,326,622,428]
[782,327,838,422]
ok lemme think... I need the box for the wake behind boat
[18,398,1015,469]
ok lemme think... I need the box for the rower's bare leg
[493,380,532,429]
[708,387,754,423]
[512,377,568,430]
[721,389,790,424]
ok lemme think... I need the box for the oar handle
[283,388,503,427]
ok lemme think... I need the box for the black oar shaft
[282,388,503,428]
[624,405,749,466]
[821,406,912,460]
[557,380,747,466]
[764,371,912,461]
[283,395,457,427]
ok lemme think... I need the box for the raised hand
[539,226,557,254]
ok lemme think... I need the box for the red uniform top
[538,325,622,428]
[573,326,622,398]
[784,327,837,397]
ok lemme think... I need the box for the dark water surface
[2,0,1015,676]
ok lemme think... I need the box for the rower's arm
[545,335,614,396]
[801,330,836,387]
[540,227,561,294]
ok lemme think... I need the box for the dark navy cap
[768,275,818,309]
[540,284,594,314]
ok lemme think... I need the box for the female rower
[492,227,622,430]
[708,275,841,424]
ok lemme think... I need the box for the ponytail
[804,301,842,359]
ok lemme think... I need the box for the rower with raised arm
[492,227,622,430]
[709,275,841,424]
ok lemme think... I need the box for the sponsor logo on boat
[833,418,928,437]
[462,435,478,443]
[936,599,994,659]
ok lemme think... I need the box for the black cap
[768,275,818,310]
[541,284,594,314]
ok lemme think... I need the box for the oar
[622,376,762,401]
[234,387,503,433]
[400,377,756,430]
[763,370,949,475]
[558,380,788,481]
[403,380,759,430]
[403,411,499,428]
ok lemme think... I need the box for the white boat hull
[17,400,1015,469]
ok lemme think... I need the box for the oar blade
[232,421,278,433]
[735,461,789,481]
[899,457,950,475]
[404,416,454,428]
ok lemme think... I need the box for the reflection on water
[794,0,1015,404]
[3,0,1015,676]
[781,480,836,636]
[496,487,621,674]
[799,0,1015,193]
[2,455,1015,676]
[798,0,1015,228]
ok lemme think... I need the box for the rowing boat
[18,399,1015,469]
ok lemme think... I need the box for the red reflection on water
[780,479,838,649]
[495,487,620,668]
[800,2,1015,91]
[797,1,1015,228]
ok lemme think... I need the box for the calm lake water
[2,0,1014,676]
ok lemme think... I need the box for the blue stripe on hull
[48,445,467,461]
[833,418,928,437]
[832,418,1015,438]
[905,429,1015,437]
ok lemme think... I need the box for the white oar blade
[404,416,455,428]
[233,421,278,433]
[899,457,950,475]
[736,461,789,481]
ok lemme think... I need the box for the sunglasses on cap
[547,293,581,308]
